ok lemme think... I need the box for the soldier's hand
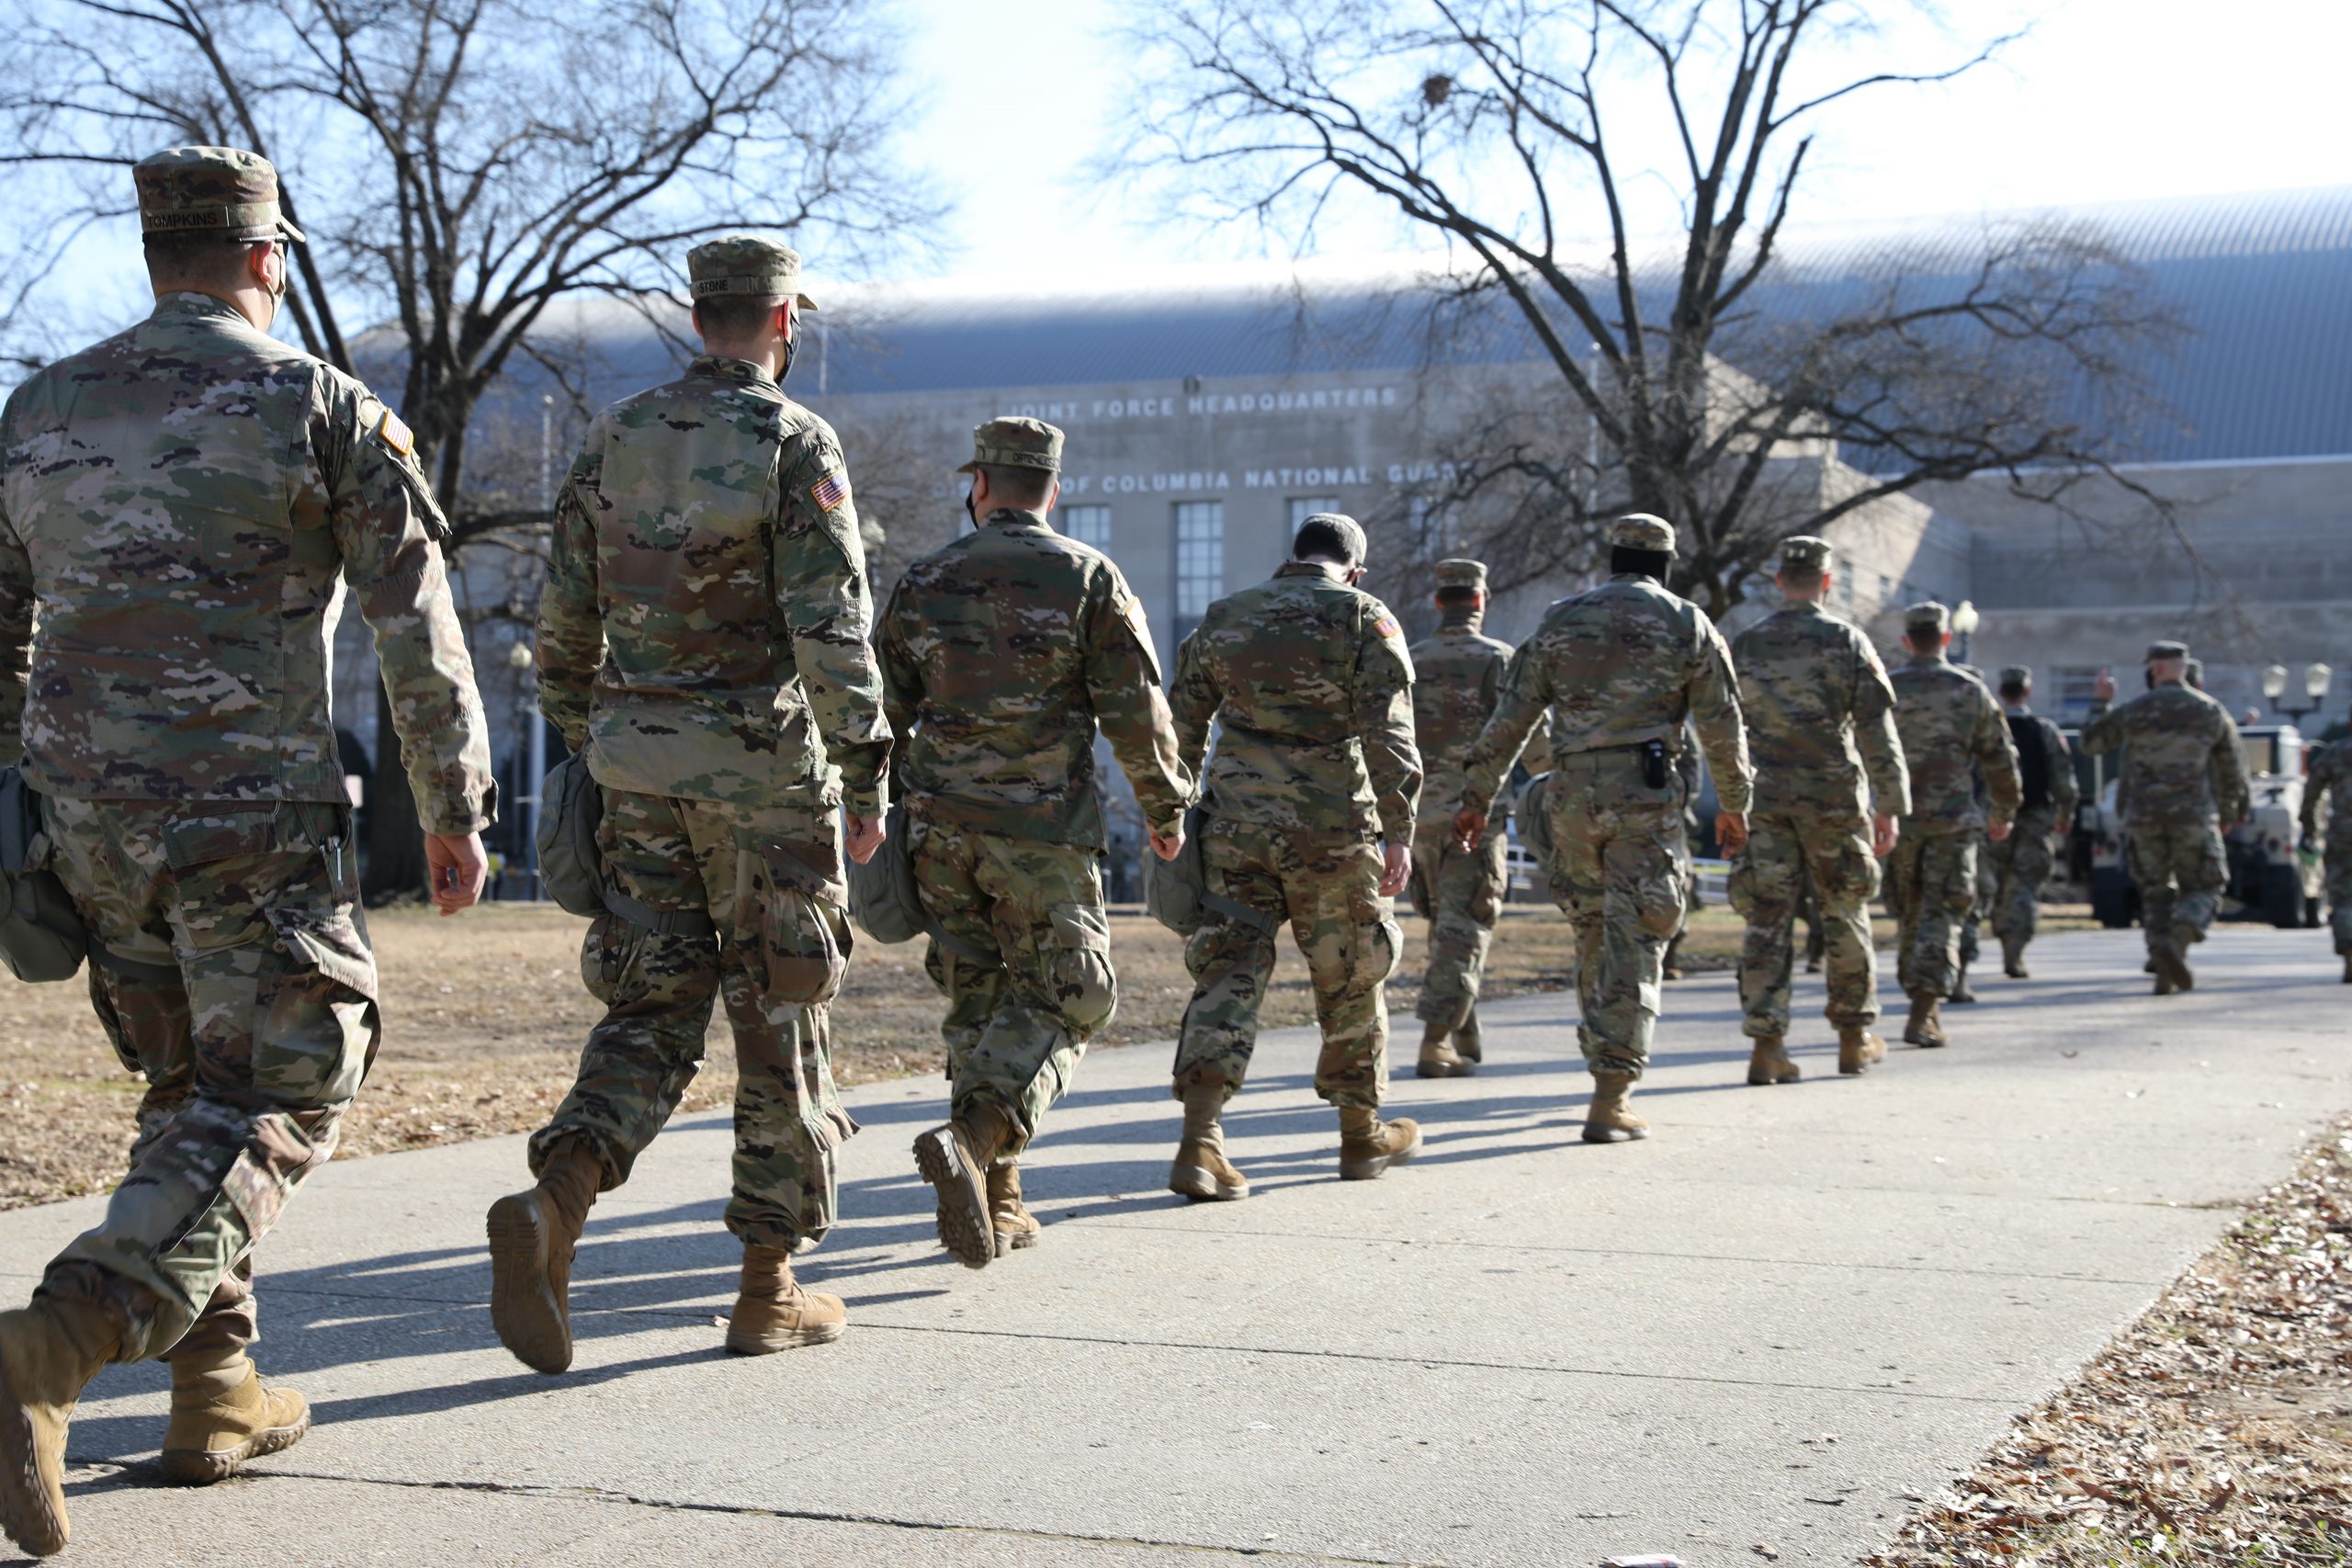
[1451,807,1487,854]
[2093,668,2116,703]
[425,831,487,917]
[844,812,886,865]
[1988,818,2013,842]
[1713,810,1748,856]
[1379,841,1413,897]
[1148,823,1185,862]
[1871,811,1899,858]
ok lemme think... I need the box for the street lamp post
[1951,600,1981,665]
[507,639,543,899]
[2260,660,2334,724]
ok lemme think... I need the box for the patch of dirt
[1864,1115,2352,1567]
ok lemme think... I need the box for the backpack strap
[602,886,718,940]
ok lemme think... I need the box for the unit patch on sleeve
[1374,615,1402,640]
[808,469,851,513]
[373,408,415,458]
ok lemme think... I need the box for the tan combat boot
[2001,935,2029,979]
[1453,1008,1483,1064]
[486,1143,603,1374]
[1746,1036,1800,1086]
[0,1297,120,1558]
[1416,1019,1474,1078]
[2341,952,2351,985]
[159,1352,309,1485]
[1336,1104,1423,1180]
[1838,1026,1889,1076]
[2169,926,2199,991]
[726,1243,846,1355]
[913,1100,1012,1270]
[1169,1072,1250,1201]
[1902,992,1947,1048]
[988,1161,1042,1256]
[1582,1071,1650,1143]
[2151,942,2192,996]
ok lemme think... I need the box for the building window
[1287,496,1341,531]
[1175,502,1226,621]
[1063,504,1112,551]
[2050,664,2103,716]
[1877,572,1893,607]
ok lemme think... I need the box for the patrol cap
[1905,601,1951,637]
[134,146,305,243]
[1778,535,1833,574]
[1295,512,1367,565]
[1608,513,1676,554]
[1997,664,2033,689]
[687,234,819,310]
[956,416,1063,475]
[1434,558,1487,592]
[2145,639,2189,662]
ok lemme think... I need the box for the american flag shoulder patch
[808,469,851,513]
[1374,615,1402,639]
[373,409,414,458]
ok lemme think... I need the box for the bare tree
[1120,0,2184,616]
[1,0,936,897]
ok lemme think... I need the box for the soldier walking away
[1453,515,1752,1143]
[1405,558,1526,1077]
[2079,643,2250,995]
[880,419,1190,1269]
[1166,514,1423,1194]
[1726,536,1910,1083]
[489,237,890,1371]
[1886,604,2020,1049]
[2301,713,2352,982]
[0,147,495,1557]
[1987,667,2081,979]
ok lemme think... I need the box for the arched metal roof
[548,185,2352,466]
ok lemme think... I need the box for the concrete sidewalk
[4,924,2346,1566]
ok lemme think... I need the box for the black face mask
[778,326,798,385]
[964,488,978,529]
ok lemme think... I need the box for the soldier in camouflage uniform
[1405,558,1529,1077]
[1886,604,2020,1049]
[879,418,1191,1269]
[1455,515,1751,1143]
[1167,513,1424,1196]
[1726,536,1909,1083]
[2080,642,2250,995]
[0,148,494,1557]
[489,237,891,1374]
[2299,714,2352,983]
[1984,667,2081,979]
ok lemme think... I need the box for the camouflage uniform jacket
[876,506,1189,849]
[2079,682,2247,829]
[0,291,492,832]
[1408,608,1534,823]
[1888,653,2021,834]
[1169,560,1420,839]
[2302,736,2350,845]
[537,355,889,814]
[1458,573,1752,818]
[1730,603,1910,820]
[2003,705,2080,825]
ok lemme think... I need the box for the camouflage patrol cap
[134,146,305,243]
[687,234,819,310]
[1434,558,1487,591]
[2145,639,2189,662]
[1997,664,2033,689]
[956,416,1063,475]
[1295,513,1367,565]
[1905,601,1951,637]
[1608,513,1676,554]
[1778,535,1833,574]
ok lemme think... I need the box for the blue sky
[899,0,2352,283]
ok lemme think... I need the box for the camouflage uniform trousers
[1408,817,1508,1030]
[1985,807,2064,946]
[1887,826,1976,999]
[530,788,855,1251]
[1173,818,1399,1109]
[909,815,1115,1158]
[35,796,376,1364]
[2324,844,2352,955]
[2125,818,2227,955]
[1728,810,1883,1040]
[1959,839,1996,967]
[1545,749,1690,1081]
